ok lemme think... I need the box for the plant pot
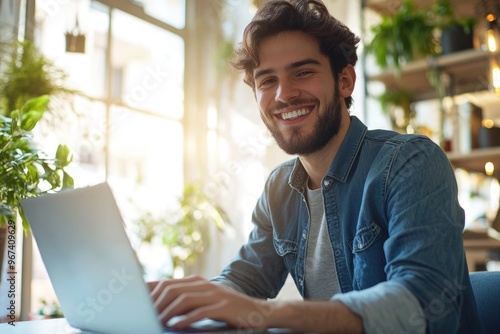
[65,33,86,53]
[440,24,473,55]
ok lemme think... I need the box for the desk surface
[0,318,294,334]
[0,318,79,334]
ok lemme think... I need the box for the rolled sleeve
[333,281,426,334]
[210,276,247,294]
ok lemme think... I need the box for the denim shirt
[211,116,482,333]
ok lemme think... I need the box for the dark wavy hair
[231,0,360,108]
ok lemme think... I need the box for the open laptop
[21,183,248,334]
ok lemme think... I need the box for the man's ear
[338,64,356,98]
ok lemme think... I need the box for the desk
[0,318,293,334]
[0,318,78,334]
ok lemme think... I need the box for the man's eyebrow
[254,58,321,81]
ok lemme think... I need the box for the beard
[262,89,343,156]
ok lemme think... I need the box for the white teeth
[281,108,309,120]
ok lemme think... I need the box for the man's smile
[280,107,312,120]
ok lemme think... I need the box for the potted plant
[366,0,437,69]
[134,183,229,278]
[0,94,74,282]
[377,89,415,133]
[0,94,74,228]
[431,0,477,55]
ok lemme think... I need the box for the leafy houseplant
[431,0,476,55]
[134,183,228,278]
[377,89,414,133]
[0,40,75,120]
[0,95,74,230]
[366,0,437,70]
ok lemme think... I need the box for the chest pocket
[352,222,381,252]
[351,222,386,289]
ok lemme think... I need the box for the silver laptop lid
[21,183,163,334]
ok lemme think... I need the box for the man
[149,0,481,333]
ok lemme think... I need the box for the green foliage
[0,40,72,115]
[431,0,477,33]
[37,299,64,318]
[0,95,74,230]
[377,89,414,133]
[134,183,228,277]
[366,0,437,69]
[378,89,412,113]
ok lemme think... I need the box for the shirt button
[302,232,307,239]
[299,279,303,286]
[357,243,363,249]
[324,180,330,186]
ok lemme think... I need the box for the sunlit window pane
[112,9,184,118]
[107,105,184,217]
[128,0,186,29]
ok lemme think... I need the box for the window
[28,0,185,318]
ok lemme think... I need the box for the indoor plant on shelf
[377,89,415,133]
[430,0,477,55]
[366,0,437,70]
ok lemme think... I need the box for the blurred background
[1,0,500,321]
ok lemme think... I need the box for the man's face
[253,30,343,156]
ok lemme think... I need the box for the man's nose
[275,79,299,103]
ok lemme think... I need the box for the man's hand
[148,276,364,333]
[148,276,272,330]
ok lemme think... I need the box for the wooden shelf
[364,0,480,19]
[367,49,491,101]
[447,146,500,175]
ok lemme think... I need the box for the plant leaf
[20,95,49,131]
[55,144,73,167]
[62,171,74,188]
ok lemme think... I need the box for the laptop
[21,182,248,334]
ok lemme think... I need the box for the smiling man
[149,1,482,333]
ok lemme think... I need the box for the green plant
[429,0,477,57]
[0,39,74,117]
[134,183,228,278]
[0,95,74,230]
[377,89,414,133]
[431,0,476,33]
[37,299,64,319]
[366,0,437,69]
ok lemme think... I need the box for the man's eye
[297,70,312,77]
[259,78,274,86]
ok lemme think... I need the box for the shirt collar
[288,116,367,190]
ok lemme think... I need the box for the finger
[153,279,215,316]
[150,276,205,302]
[160,292,226,328]
[147,281,159,292]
